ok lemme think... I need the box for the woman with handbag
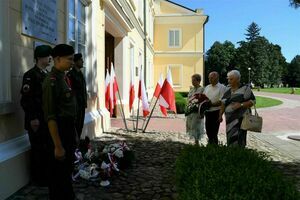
[185,74,208,145]
[219,70,256,147]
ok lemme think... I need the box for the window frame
[67,0,87,57]
[167,64,183,88]
[168,28,182,48]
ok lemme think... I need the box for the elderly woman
[186,74,207,145]
[219,70,255,147]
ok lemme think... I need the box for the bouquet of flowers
[185,93,209,116]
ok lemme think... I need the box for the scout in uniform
[67,53,87,139]
[43,44,76,200]
[20,44,52,186]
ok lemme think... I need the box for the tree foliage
[290,0,300,8]
[245,22,261,42]
[205,22,287,87]
[285,55,300,87]
[205,41,236,84]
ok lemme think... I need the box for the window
[168,29,181,48]
[129,43,135,78]
[167,65,183,87]
[68,0,86,58]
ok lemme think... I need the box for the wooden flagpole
[136,98,140,132]
[141,96,154,130]
[116,90,129,132]
[142,97,159,133]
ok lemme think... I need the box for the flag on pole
[129,66,135,112]
[153,74,167,116]
[159,69,176,116]
[109,63,119,116]
[138,66,150,117]
[105,69,110,110]
[153,74,164,98]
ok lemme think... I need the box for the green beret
[51,44,74,58]
[74,53,82,62]
[34,45,52,59]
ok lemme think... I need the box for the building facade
[154,0,208,91]
[0,0,206,198]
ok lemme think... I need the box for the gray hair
[227,70,241,81]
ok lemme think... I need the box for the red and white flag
[153,74,167,116]
[109,63,119,116]
[129,66,135,112]
[159,69,176,116]
[105,69,110,110]
[138,66,150,117]
[153,74,164,98]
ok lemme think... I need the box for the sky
[171,0,300,62]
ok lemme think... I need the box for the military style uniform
[67,67,87,138]
[43,67,77,200]
[20,65,49,185]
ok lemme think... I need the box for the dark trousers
[27,123,49,186]
[75,108,85,139]
[48,119,76,200]
[205,110,221,145]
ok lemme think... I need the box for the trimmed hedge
[175,92,187,114]
[175,145,300,200]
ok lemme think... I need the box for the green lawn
[255,96,282,108]
[259,87,300,95]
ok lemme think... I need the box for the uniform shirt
[203,83,227,112]
[20,65,48,130]
[43,67,77,121]
[66,67,87,109]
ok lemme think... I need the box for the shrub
[179,92,189,97]
[175,92,186,114]
[175,145,300,200]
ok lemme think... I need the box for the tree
[290,0,300,8]
[245,22,261,42]
[286,55,300,87]
[205,41,236,84]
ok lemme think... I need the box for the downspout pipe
[203,15,209,85]
[144,0,147,87]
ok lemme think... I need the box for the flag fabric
[153,74,164,98]
[153,74,167,116]
[109,63,119,116]
[105,69,110,110]
[159,69,176,116]
[138,66,150,117]
[129,66,135,112]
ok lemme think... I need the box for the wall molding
[0,134,30,163]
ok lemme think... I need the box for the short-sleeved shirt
[204,83,227,112]
[43,67,77,122]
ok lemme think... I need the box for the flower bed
[175,145,300,200]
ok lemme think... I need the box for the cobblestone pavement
[8,128,300,200]
[8,93,300,199]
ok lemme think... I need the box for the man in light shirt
[204,72,227,145]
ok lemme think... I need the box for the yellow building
[154,0,208,92]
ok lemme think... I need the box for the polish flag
[129,66,135,112]
[153,74,164,98]
[159,70,176,116]
[153,74,167,116]
[109,63,119,116]
[138,66,150,117]
[105,69,110,110]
